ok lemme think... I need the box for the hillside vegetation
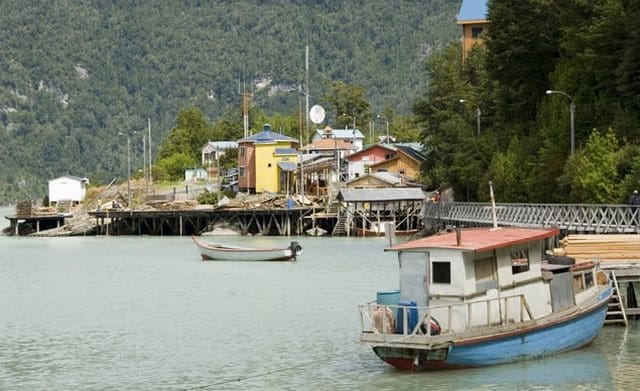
[0,0,458,203]
[416,0,640,204]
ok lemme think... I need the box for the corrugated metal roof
[239,124,298,143]
[202,141,238,152]
[274,148,298,155]
[395,144,427,163]
[457,0,488,22]
[278,161,297,171]
[388,227,559,253]
[302,138,356,151]
[338,187,425,202]
[48,175,89,183]
[314,128,364,139]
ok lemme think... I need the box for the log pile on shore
[558,234,640,264]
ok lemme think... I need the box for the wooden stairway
[332,213,347,236]
[605,271,628,326]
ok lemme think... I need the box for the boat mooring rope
[178,359,322,390]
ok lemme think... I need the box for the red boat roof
[387,227,560,253]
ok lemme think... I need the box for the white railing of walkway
[423,202,640,234]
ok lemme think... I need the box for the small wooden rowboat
[192,236,302,261]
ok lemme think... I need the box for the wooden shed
[48,175,89,205]
[335,187,426,236]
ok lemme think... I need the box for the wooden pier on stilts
[5,213,69,236]
[90,207,317,236]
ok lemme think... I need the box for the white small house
[185,168,207,182]
[201,141,238,166]
[48,175,89,205]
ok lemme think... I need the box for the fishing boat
[192,236,302,261]
[358,226,613,371]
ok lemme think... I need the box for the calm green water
[0,206,639,390]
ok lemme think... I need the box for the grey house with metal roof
[334,187,426,236]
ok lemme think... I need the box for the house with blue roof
[457,0,489,61]
[237,124,299,194]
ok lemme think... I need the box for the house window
[432,261,451,284]
[268,163,272,168]
[239,146,245,157]
[472,26,484,38]
[239,167,245,177]
[398,169,405,175]
[364,165,370,174]
[474,256,497,291]
[510,249,530,274]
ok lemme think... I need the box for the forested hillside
[415,0,640,204]
[0,0,459,203]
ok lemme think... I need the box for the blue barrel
[376,290,400,307]
[286,198,294,209]
[396,300,418,334]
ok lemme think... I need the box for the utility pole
[148,118,152,193]
[118,132,131,208]
[305,45,310,145]
[134,130,146,196]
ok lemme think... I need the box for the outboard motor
[290,241,303,259]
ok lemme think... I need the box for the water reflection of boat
[358,226,613,371]
[192,236,302,261]
[355,221,417,237]
[306,227,327,237]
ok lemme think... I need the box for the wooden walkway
[423,202,640,234]
[90,207,317,236]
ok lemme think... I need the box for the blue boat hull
[373,288,612,371]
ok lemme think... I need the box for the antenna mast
[243,82,250,138]
[305,45,310,145]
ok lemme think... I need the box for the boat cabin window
[474,256,498,291]
[584,270,594,288]
[573,274,585,293]
[573,269,594,293]
[510,249,530,274]
[432,261,451,284]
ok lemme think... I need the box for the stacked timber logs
[15,200,32,216]
[558,234,640,264]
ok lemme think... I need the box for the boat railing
[359,293,534,338]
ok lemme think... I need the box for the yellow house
[237,124,299,194]
[457,0,489,61]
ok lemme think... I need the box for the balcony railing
[359,293,533,341]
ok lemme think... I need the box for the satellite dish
[309,105,325,124]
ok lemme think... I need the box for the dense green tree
[321,81,372,129]
[157,107,212,162]
[485,0,562,126]
[560,130,621,203]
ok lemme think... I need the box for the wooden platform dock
[89,207,321,236]
[4,213,69,236]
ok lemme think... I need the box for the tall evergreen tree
[485,0,562,125]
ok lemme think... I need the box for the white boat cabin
[385,227,599,333]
